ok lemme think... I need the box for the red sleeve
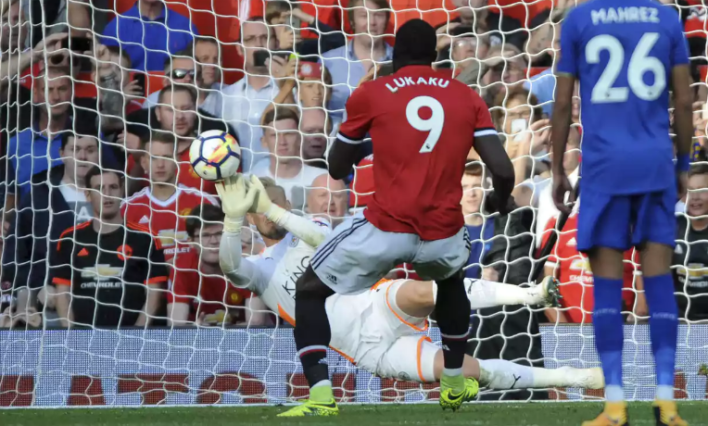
[336,83,372,144]
[543,216,559,265]
[168,259,197,305]
[471,91,496,137]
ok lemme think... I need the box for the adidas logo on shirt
[139,216,150,224]
[567,237,577,247]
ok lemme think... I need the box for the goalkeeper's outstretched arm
[248,175,328,248]
[216,175,264,289]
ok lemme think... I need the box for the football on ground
[189,130,241,181]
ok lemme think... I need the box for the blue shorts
[576,186,677,252]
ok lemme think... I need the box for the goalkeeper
[216,175,603,396]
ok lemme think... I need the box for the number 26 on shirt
[586,32,666,103]
[406,96,445,153]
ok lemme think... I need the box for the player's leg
[281,214,410,417]
[635,189,685,426]
[413,227,475,410]
[431,350,604,390]
[578,190,631,426]
[392,277,560,318]
[292,266,337,406]
[375,337,603,392]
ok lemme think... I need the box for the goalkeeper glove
[215,174,257,233]
[249,174,288,224]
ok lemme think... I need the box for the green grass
[1,402,707,426]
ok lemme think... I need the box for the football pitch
[2,402,707,426]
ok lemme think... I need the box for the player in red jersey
[121,132,219,261]
[280,20,515,417]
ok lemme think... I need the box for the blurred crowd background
[1,1,708,395]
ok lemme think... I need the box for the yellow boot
[654,400,688,426]
[581,401,629,426]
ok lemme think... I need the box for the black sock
[294,267,335,387]
[435,272,471,371]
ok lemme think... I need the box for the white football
[189,130,241,181]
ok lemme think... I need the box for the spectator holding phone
[100,0,197,72]
[491,87,547,195]
[91,45,143,135]
[265,1,346,59]
[222,18,279,171]
[320,0,393,114]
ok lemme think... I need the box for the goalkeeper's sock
[643,273,679,401]
[435,274,471,372]
[294,276,334,402]
[592,276,625,402]
[461,279,543,309]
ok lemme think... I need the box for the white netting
[0,0,707,408]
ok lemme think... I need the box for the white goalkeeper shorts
[327,279,437,383]
[311,212,470,295]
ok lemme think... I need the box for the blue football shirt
[556,0,689,195]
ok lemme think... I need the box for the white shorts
[327,279,438,383]
[311,212,470,295]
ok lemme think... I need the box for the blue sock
[643,273,679,401]
[592,277,625,401]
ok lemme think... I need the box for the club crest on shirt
[117,245,133,261]
[289,236,299,247]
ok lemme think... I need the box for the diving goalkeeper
[216,175,603,400]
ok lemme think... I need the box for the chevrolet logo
[81,264,123,280]
[157,229,189,247]
[676,264,708,278]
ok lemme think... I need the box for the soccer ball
[189,130,241,181]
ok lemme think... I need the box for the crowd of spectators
[0,0,707,335]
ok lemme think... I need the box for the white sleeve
[267,206,330,248]
[219,229,267,292]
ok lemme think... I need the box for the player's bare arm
[328,137,363,180]
[474,134,515,213]
[550,75,576,215]
[671,64,693,200]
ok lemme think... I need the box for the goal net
[0,0,707,408]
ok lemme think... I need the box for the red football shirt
[177,149,217,194]
[337,65,496,240]
[168,250,253,323]
[543,215,640,324]
[121,185,220,260]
